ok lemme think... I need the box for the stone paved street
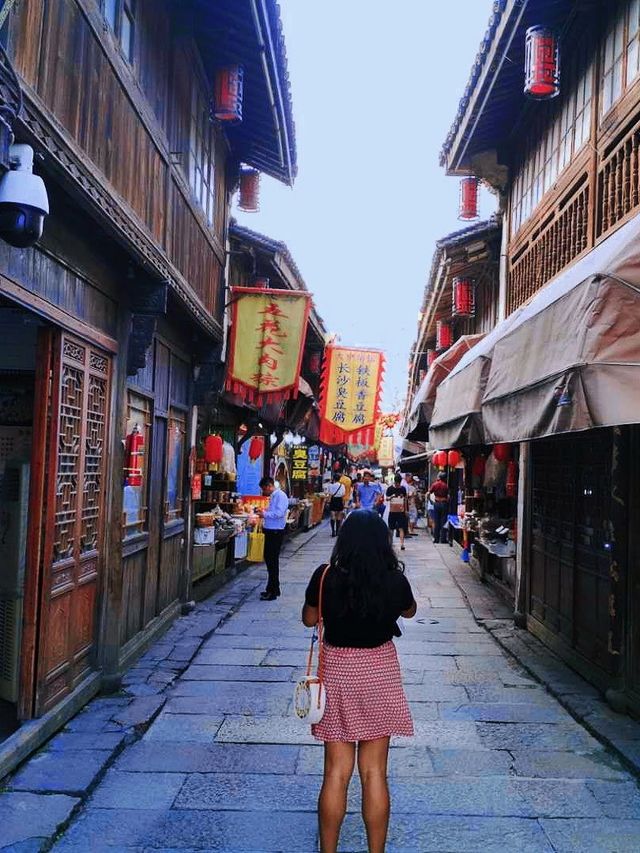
[43,523,640,851]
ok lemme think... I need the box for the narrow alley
[22,524,640,852]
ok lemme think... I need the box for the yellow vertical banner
[319,346,384,445]
[225,287,311,405]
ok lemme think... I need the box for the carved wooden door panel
[35,332,111,715]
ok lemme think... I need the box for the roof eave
[440,0,526,174]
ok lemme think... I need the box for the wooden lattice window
[600,2,640,118]
[510,56,593,236]
[122,391,151,536]
[165,409,186,522]
[189,83,216,227]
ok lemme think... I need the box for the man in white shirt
[257,476,289,600]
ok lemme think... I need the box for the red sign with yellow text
[225,287,311,406]
[319,346,384,446]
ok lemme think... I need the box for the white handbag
[293,564,330,724]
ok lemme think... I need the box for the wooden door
[35,332,111,715]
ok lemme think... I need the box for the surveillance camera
[0,144,49,248]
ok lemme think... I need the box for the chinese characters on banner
[378,436,395,468]
[291,446,309,481]
[319,346,384,446]
[225,287,311,406]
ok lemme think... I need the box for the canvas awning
[428,309,526,448]
[404,334,485,441]
[482,212,640,442]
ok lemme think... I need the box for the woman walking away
[324,471,346,537]
[302,510,417,853]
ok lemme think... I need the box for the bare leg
[318,741,356,853]
[399,526,405,549]
[358,737,391,853]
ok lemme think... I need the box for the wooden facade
[435,0,640,713]
[0,0,296,766]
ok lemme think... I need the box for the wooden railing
[507,181,590,315]
[597,114,640,237]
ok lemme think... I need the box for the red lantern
[204,434,223,464]
[191,473,202,501]
[493,443,512,463]
[447,449,461,468]
[249,435,264,461]
[214,65,244,122]
[239,167,260,212]
[124,425,144,486]
[471,456,486,479]
[525,26,560,100]
[506,460,519,498]
[436,320,453,351]
[452,277,475,318]
[426,349,437,367]
[459,176,479,221]
[432,450,447,468]
[309,352,322,374]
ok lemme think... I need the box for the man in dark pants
[257,476,289,600]
[429,471,450,544]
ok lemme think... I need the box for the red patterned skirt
[312,640,414,742]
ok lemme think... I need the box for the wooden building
[0,0,296,772]
[421,0,640,715]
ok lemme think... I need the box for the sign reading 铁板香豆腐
[319,346,384,446]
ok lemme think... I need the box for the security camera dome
[0,144,49,248]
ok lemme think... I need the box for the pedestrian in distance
[386,473,409,551]
[403,472,419,536]
[429,471,450,544]
[302,510,417,853]
[355,469,383,511]
[325,471,346,537]
[256,476,288,600]
[339,469,353,510]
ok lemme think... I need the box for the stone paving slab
[8,749,113,795]
[338,814,554,852]
[117,742,300,775]
[0,791,80,849]
[539,818,640,852]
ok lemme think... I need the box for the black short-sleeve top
[304,564,415,648]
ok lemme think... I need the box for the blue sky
[236,1,496,411]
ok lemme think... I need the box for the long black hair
[328,509,404,620]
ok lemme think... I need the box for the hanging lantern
[249,435,264,461]
[238,167,260,211]
[506,460,519,498]
[432,450,447,468]
[447,449,461,468]
[309,351,322,374]
[524,26,560,100]
[436,320,453,351]
[471,456,486,479]
[214,65,244,122]
[452,277,476,318]
[204,433,223,464]
[426,348,437,367]
[459,176,479,221]
[493,443,512,463]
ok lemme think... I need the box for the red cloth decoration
[204,434,223,464]
[447,450,461,468]
[506,460,519,498]
[248,435,264,461]
[493,443,512,463]
[472,456,486,478]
